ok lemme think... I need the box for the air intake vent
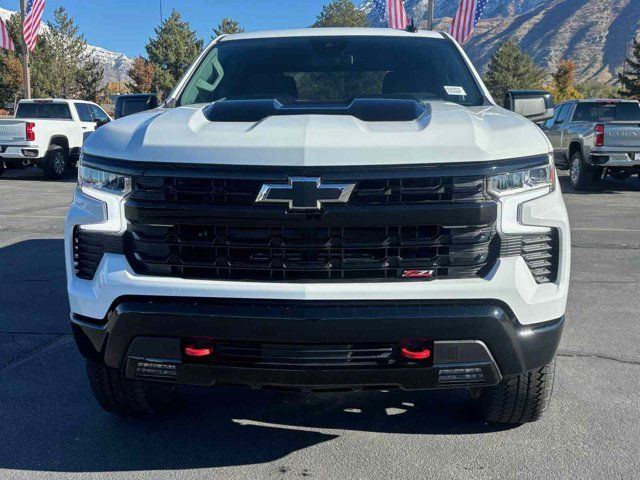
[72,228,123,280]
[500,229,559,284]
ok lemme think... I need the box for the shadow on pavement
[0,239,69,334]
[0,167,77,182]
[0,343,513,473]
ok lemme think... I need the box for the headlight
[78,163,131,195]
[488,160,555,197]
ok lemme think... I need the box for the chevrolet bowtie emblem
[255,177,356,210]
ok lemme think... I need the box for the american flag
[372,0,410,30]
[23,0,45,51]
[0,17,15,51]
[449,0,487,44]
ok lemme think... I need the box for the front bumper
[65,183,570,326]
[71,297,564,391]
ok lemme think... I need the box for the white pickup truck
[0,99,111,179]
[66,28,570,424]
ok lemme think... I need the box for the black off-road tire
[42,145,68,180]
[0,162,4,177]
[85,360,178,416]
[470,358,555,424]
[569,151,600,191]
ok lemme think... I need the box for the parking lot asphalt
[1,168,639,480]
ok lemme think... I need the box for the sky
[0,0,332,57]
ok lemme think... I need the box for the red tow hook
[184,345,214,357]
[183,337,215,358]
[399,339,433,361]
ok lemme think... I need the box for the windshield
[15,103,72,120]
[178,36,485,108]
[573,102,640,122]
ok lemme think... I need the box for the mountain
[0,7,132,86]
[362,0,640,83]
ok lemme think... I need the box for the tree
[619,39,640,98]
[549,60,582,103]
[77,57,105,102]
[312,0,370,28]
[146,10,203,97]
[576,80,621,99]
[128,57,155,93]
[213,18,244,37]
[483,41,546,103]
[25,7,104,100]
[0,53,23,107]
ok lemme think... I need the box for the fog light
[438,367,485,385]
[135,360,178,379]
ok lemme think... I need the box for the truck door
[74,103,96,142]
[546,104,570,160]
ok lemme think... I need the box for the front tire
[42,145,68,180]
[85,360,178,416]
[470,359,555,424]
[0,162,4,177]
[569,151,599,190]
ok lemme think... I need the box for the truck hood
[84,102,551,166]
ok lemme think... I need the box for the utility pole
[427,0,435,30]
[20,0,31,99]
[159,0,163,24]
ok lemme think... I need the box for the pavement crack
[558,350,640,365]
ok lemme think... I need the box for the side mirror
[95,118,110,129]
[114,93,160,119]
[504,90,554,122]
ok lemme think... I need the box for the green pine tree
[213,18,245,38]
[312,0,370,28]
[483,41,547,104]
[146,10,203,97]
[619,39,640,98]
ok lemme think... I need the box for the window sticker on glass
[444,86,467,96]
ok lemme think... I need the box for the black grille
[500,229,560,284]
[121,166,500,283]
[125,223,497,282]
[201,342,403,369]
[131,175,488,206]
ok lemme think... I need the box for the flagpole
[427,0,435,30]
[20,0,31,99]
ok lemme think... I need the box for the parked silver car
[541,99,640,190]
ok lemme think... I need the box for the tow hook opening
[399,339,434,363]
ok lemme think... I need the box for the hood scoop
[203,97,428,123]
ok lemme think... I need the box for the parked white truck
[66,28,570,424]
[0,99,111,179]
